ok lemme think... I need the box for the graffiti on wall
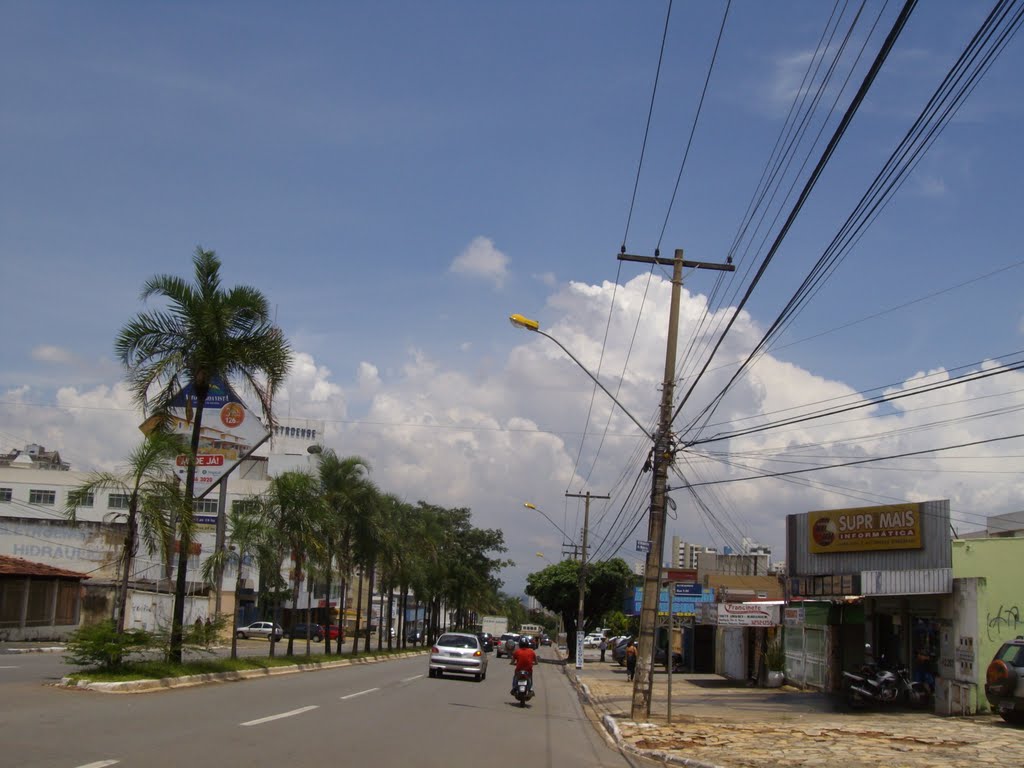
[987,604,1021,642]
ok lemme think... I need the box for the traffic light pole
[618,248,733,720]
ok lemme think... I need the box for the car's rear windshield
[438,634,477,648]
[996,643,1024,666]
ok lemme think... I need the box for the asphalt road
[0,647,649,768]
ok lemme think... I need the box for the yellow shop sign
[808,503,922,553]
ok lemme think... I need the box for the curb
[60,649,428,693]
[556,646,724,768]
[1,646,66,654]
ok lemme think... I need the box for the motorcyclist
[511,636,537,696]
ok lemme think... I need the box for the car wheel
[474,673,481,682]
[987,660,1018,697]
[481,670,487,681]
[1000,710,1024,725]
[314,635,323,642]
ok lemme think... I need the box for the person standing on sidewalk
[599,637,607,662]
[625,640,638,681]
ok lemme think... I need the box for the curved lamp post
[509,314,653,441]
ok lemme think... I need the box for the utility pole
[618,248,733,720]
[566,490,609,670]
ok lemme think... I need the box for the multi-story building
[671,536,716,570]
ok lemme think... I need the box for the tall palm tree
[116,246,292,662]
[64,432,183,633]
[200,500,276,659]
[314,449,373,655]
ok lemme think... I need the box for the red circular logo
[220,402,244,428]
[812,517,836,547]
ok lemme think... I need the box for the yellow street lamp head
[524,502,536,510]
[509,313,540,332]
[535,552,545,558]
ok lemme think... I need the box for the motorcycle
[513,668,534,707]
[843,659,930,709]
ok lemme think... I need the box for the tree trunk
[352,569,364,656]
[338,572,348,655]
[387,586,395,651]
[231,554,243,660]
[365,561,376,654]
[170,389,208,664]
[116,495,140,634]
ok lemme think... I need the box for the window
[29,489,56,505]
[232,500,258,515]
[108,493,130,510]
[0,488,11,503]
[68,490,94,508]
[193,499,217,515]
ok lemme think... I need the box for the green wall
[953,538,1024,676]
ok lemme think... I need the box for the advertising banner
[700,602,780,627]
[807,502,922,554]
[140,377,271,498]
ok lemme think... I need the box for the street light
[523,502,574,545]
[509,314,653,441]
[535,552,553,565]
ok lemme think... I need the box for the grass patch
[65,647,423,684]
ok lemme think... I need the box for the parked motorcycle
[843,659,930,709]
[513,668,534,707]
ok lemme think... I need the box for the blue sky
[2,2,1023,594]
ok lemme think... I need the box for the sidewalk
[557,647,1024,768]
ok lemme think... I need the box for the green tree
[116,246,292,663]
[525,557,634,663]
[64,432,183,634]
[200,500,277,659]
[314,449,374,654]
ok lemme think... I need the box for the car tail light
[431,646,439,653]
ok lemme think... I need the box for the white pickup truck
[985,635,1024,725]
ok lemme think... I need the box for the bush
[64,620,154,672]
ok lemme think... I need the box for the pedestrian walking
[625,639,638,681]
[599,637,607,662]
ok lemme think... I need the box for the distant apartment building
[670,536,716,569]
[0,444,69,471]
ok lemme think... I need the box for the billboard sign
[140,377,271,498]
[807,503,922,554]
[700,602,780,627]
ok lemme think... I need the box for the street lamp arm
[524,502,573,542]
[533,327,654,442]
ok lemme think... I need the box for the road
[0,647,650,768]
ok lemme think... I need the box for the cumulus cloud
[449,236,509,289]
[4,274,1017,592]
[31,345,76,364]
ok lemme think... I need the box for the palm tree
[200,500,275,659]
[314,449,373,655]
[64,432,183,633]
[262,470,324,657]
[116,246,292,662]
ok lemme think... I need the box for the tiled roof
[0,554,89,579]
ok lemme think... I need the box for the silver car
[428,632,489,681]
[236,621,283,641]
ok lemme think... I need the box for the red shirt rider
[512,644,537,674]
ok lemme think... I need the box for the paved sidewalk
[558,648,1024,768]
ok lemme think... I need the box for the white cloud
[533,271,557,287]
[4,274,1018,592]
[449,236,509,289]
[31,345,76,364]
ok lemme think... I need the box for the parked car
[236,621,283,641]
[496,632,518,658]
[985,635,1024,724]
[407,630,425,644]
[477,632,494,652]
[287,623,324,642]
[584,633,604,648]
[321,624,342,641]
[540,634,552,646]
[428,632,489,681]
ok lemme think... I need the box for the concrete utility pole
[566,490,609,670]
[618,248,734,720]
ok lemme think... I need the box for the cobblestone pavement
[563,651,1024,768]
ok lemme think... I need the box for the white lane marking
[340,687,380,700]
[240,705,319,726]
[401,674,424,682]
[75,762,120,768]
[0,665,20,669]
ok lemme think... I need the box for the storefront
[699,601,782,682]
[785,500,953,698]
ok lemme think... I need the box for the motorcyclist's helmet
[519,637,529,648]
